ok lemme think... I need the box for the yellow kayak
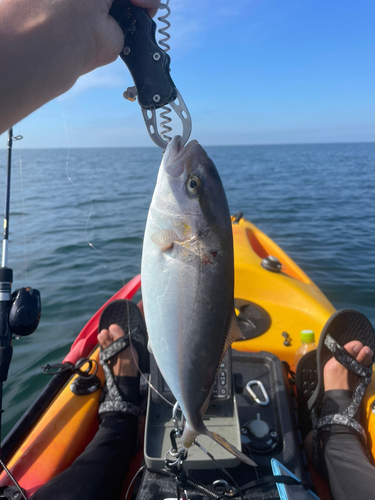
[1,216,374,497]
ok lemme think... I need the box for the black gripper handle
[109,0,177,110]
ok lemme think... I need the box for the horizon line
[0,140,375,150]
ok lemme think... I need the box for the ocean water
[0,142,374,437]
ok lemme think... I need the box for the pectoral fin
[150,229,179,251]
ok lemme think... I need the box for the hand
[85,0,162,74]
[131,0,160,18]
[0,0,161,134]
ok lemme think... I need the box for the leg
[32,319,142,500]
[306,341,375,500]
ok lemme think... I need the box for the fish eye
[186,176,200,194]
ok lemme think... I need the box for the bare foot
[304,341,373,461]
[98,324,139,378]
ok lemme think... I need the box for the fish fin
[181,422,199,448]
[182,422,257,467]
[224,310,245,352]
[200,388,213,419]
[199,312,244,419]
[203,429,257,467]
[150,229,179,251]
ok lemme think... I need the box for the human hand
[81,0,162,75]
[131,0,161,18]
[0,0,161,133]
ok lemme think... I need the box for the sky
[1,0,375,148]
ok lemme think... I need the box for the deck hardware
[212,480,231,495]
[282,331,291,346]
[246,380,269,406]
[261,255,282,273]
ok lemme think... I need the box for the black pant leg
[31,415,138,500]
[324,432,375,500]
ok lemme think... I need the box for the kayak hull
[1,218,374,498]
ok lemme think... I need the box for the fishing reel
[9,287,41,337]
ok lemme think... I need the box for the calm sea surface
[0,142,374,437]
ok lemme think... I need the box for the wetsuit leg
[31,377,140,500]
[320,390,375,500]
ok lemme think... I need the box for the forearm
[0,0,120,135]
[0,0,160,135]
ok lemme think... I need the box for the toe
[108,324,126,341]
[98,329,113,349]
[356,346,374,366]
[343,340,363,357]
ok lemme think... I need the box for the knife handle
[109,0,177,110]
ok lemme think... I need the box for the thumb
[86,12,124,73]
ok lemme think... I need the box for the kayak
[0,214,374,498]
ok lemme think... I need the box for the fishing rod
[0,129,17,443]
[0,129,41,451]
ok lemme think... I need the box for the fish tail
[181,422,200,449]
[204,429,257,467]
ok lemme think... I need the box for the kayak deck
[1,216,374,499]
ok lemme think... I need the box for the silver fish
[141,136,255,466]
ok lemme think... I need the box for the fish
[141,136,256,467]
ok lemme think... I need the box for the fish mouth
[164,136,199,178]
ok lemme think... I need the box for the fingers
[130,0,161,17]
[95,0,161,71]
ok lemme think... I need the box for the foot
[304,341,373,460]
[98,324,139,378]
[323,340,373,392]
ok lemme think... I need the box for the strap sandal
[98,299,149,420]
[296,309,374,471]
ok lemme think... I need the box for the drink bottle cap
[300,330,315,343]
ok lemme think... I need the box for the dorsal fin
[224,309,245,352]
[199,311,245,419]
[150,229,179,251]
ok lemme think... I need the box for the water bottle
[293,330,317,370]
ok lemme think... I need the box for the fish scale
[141,136,256,466]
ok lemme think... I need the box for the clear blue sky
[1,0,375,148]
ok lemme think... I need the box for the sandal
[98,299,149,420]
[296,309,374,469]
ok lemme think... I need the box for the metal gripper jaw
[109,0,192,149]
[141,91,192,149]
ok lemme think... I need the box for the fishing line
[126,300,174,407]
[192,441,245,500]
[85,205,126,287]
[124,464,146,500]
[18,148,28,281]
[0,458,28,500]
[58,97,73,184]
[57,100,128,287]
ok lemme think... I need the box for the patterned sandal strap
[99,335,130,363]
[316,411,367,441]
[324,334,373,378]
[311,334,373,471]
[98,400,140,418]
[130,324,146,345]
